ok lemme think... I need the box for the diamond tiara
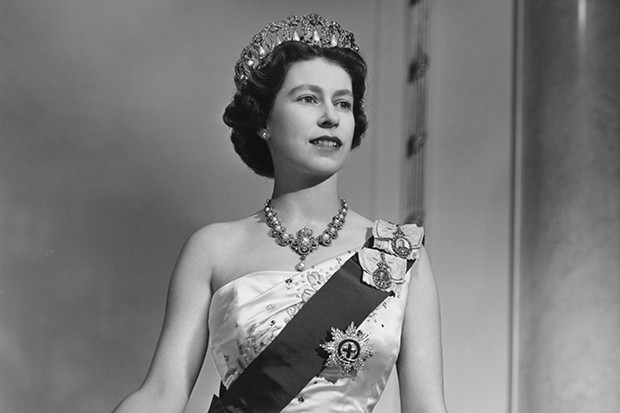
[234,14,360,89]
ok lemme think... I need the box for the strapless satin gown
[208,221,423,412]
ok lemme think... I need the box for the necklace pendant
[292,227,319,257]
[263,198,348,272]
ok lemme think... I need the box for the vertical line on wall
[403,0,428,225]
[509,0,524,412]
[402,1,410,222]
[371,0,408,221]
[369,0,382,219]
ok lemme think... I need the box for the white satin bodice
[208,246,413,413]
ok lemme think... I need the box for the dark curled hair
[223,41,368,178]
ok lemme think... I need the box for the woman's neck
[269,174,343,229]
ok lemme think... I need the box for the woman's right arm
[113,226,218,413]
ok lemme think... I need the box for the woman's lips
[309,136,342,148]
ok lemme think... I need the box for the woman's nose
[318,103,339,128]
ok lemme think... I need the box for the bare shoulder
[346,209,375,228]
[342,209,375,241]
[184,214,263,285]
[188,218,249,250]
[185,214,259,262]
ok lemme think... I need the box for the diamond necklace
[263,198,348,271]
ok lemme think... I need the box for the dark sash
[208,245,414,413]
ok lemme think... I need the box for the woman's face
[265,58,355,180]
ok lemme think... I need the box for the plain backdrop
[0,1,513,412]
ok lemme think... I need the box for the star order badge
[320,322,373,378]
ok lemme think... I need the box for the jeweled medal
[390,225,413,259]
[321,322,373,378]
[372,252,393,290]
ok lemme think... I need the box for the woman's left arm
[397,246,448,413]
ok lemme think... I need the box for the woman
[114,14,447,413]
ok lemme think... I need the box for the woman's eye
[299,95,318,104]
[336,101,353,110]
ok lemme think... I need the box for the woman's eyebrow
[287,84,353,98]
[333,89,353,99]
[287,84,321,96]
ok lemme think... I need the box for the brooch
[372,252,393,290]
[358,248,407,294]
[390,225,414,259]
[320,322,373,378]
[372,220,423,261]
